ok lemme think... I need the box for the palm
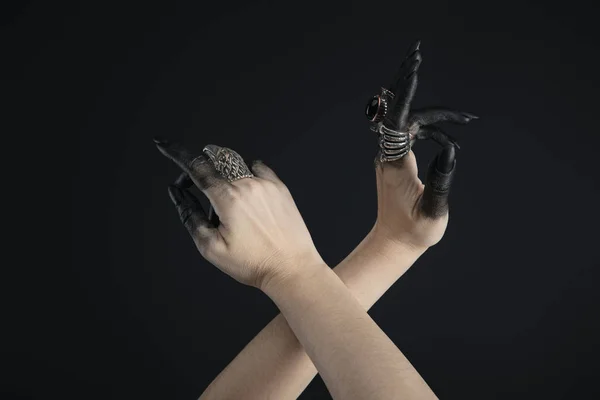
[374,151,449,249]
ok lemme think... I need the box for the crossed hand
[154,40,477,290]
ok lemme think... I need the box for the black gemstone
[365,95,380,120]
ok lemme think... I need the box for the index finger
[383,40,422,131]
[153,137,230,200]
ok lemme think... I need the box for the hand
[154,140,324,290]
[373,148,455,251]
[369,41,478,250]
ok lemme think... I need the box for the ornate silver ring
[202,144,254,182]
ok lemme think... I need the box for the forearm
[199,227,429,400]
[263,253,435,400]
[333,227,425,310]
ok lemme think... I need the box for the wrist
[367,223,428,258]
[260,258,329,298]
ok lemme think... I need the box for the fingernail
[437,145,456,173]
[153,136,169,146]
[174,173,193,188]
[463,112,479,120]
[408,40,421,52]
[167,185,183,205]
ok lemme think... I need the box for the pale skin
[155,138,455,400]
[196,151,445,400]
[155,41,475,400]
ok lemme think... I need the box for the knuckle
[196,240,212,259]
[221,185,241,201]
[276,181,291,196]
[262,179,279,191]
[179,206,194,224]
[258,177,281,191]
[189,154,210,172]
[251,161,265,173]
[196,236,210,253]
[245,179,263,195]
[196,233,218,258]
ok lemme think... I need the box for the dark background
[3,0,599,399]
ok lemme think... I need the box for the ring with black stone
[365,87,395,123]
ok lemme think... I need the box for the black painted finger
[415,125,461,149]
[153,137,228,192]
[389,40,421,92]
[175,171,219,225]
[402,40,421,65]
[251,160,282,184]
[419,145,456,218]
[409,108,478,127]
[154,136,197,170]
[167,185,215,242]
[384,41,422,131]
[174,172,194,188]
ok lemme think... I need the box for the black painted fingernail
[153,136,169,146]
[437,145,456,173]
[174,173,193,188]
[168,185,183,205]
[408,40,421,53]
[463,112,479,120]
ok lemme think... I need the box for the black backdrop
[3,0,600,399]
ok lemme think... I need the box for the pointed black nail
[463,112,479,120]
[153,136,169,146]
[174,173,193,188]
[408,40,421,54]
[437,145,456,174]
[401,40,422,67]
[168,185,183,206]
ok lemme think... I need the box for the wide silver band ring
[376,124,411,163]
[201,145,254,182]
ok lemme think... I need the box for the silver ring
[380,87,395,99]
[376,124,411,162]
[365,87,396,123]
[202,145,254,182]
